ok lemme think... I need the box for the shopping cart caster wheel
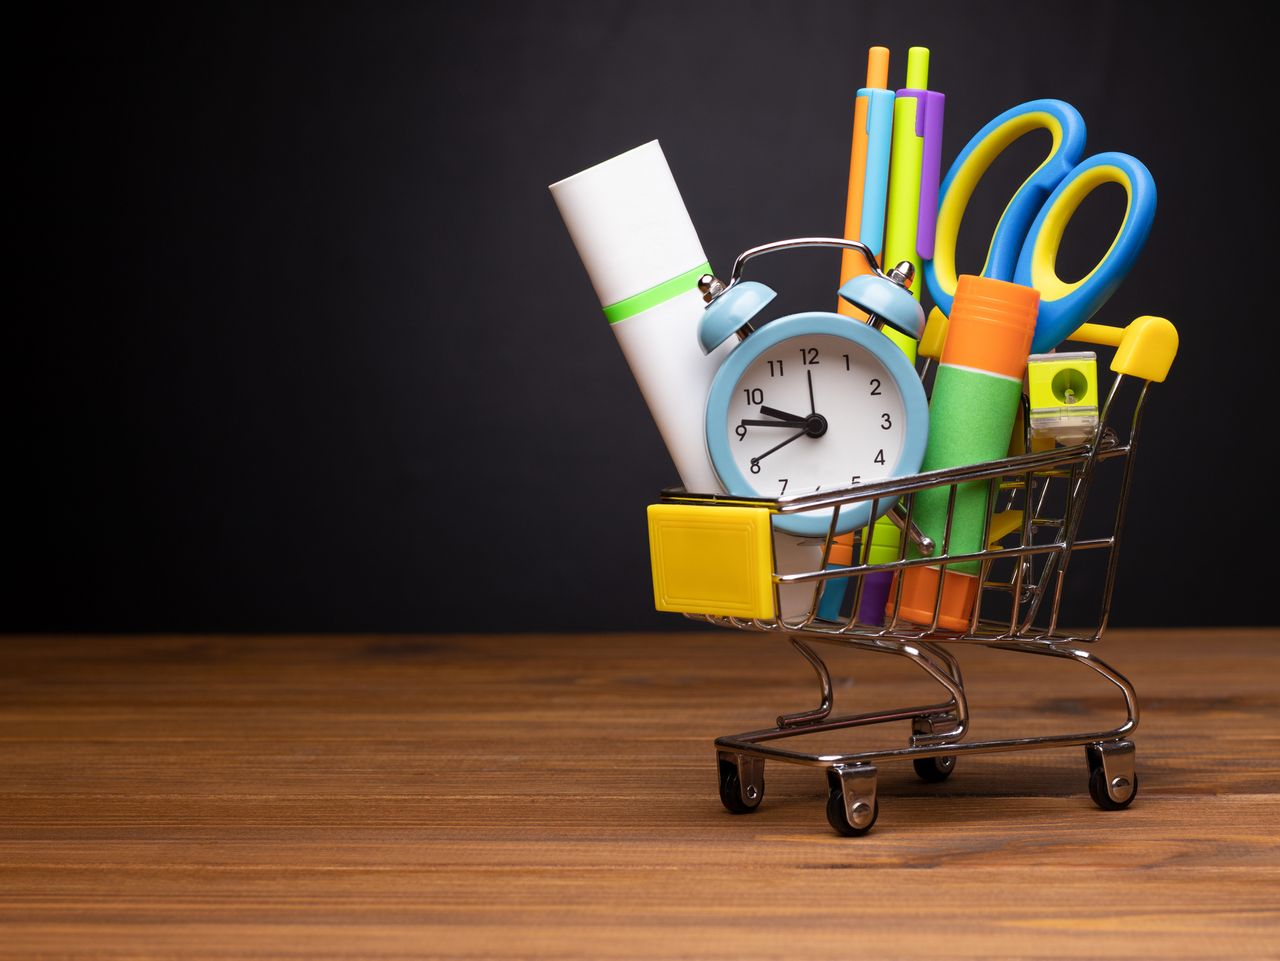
[1088,766,1138,811]
[1085,740,1138,810]
[717,754,764,814]
[825,766,878,837]
[826,788,878,837]
[912,755,956,783]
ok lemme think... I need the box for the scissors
[923,99,1156,354]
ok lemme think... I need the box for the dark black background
[10,2,1270,631]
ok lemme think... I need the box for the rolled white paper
[550,140,729,493]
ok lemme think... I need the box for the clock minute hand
[741,418,806,428]
[750,427,807,468]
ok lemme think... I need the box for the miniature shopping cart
[647,315,1178,836]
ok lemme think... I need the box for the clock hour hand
[759,405,808,423]
[742,399,830,439]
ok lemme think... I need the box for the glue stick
[896,275,1039,630]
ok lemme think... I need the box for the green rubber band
[602,262,711,324]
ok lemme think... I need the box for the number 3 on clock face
[704,312,928,537]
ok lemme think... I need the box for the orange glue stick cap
[942,275,1040,381]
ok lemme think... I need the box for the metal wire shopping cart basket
[647,314,1178,836]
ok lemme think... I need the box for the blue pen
[836,46,894,318]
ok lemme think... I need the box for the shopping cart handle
[1068,315,1178,383]
[924,311,1177,384]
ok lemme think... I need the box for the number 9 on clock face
[703,312,928,538]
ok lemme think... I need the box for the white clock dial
[725,333,906,500]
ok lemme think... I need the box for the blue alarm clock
[697,238,928,537]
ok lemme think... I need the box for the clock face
[703,310,928,538]
[725,332,906,503]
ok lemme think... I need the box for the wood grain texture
[0,629,1277,959]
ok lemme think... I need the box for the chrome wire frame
[664,369,1153,776]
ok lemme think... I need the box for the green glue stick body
[897,275,1038,630]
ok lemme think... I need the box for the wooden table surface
[1,629,1277,959]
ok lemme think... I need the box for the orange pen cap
[892,565,980,632]
[827,532,856,567]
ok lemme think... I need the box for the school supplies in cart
[553,43,1176,836]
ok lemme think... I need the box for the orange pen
[838,46,894,319]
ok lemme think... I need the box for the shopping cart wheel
[1089,766,1138,810]
[1085,740,1138,810]
[1088,765,1139,810]
[825,765,878,837]
[912,755,956,783]
[717,753,764,814]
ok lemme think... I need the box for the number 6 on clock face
[703,311,928,537]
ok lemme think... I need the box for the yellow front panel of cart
[647,504,776,620]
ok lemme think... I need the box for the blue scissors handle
[924,99,1157,353]
[1015,151,1156,353]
